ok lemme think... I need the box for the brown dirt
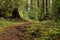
[0,22,33,40]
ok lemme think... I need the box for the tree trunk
[0,9,2,17]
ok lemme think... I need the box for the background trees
[52,0,60,21]
[0,0,59,21]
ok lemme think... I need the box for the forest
[0,0,60,40]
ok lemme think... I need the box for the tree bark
[0,9,2,17]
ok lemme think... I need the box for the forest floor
[0,18,60,40]
[0,22,33,40]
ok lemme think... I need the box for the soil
[0,22,33,40]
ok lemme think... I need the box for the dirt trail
[0,22,33,40]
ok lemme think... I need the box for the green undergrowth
[0,18,60,40]
[26,20,60,40]
[0,18,21,32]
